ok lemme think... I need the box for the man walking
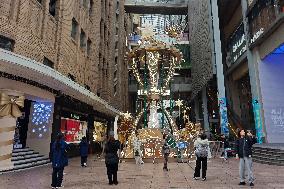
[236,129,257,186]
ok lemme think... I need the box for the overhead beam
[124,2,188,15]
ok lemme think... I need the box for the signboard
[219,98,229,136]
[252,99,263,143]
[226,23,246,66]
[248,0,277,45]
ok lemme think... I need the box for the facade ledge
[249,14,284,50]
[0,49,121,117]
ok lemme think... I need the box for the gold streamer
[0,126,15,133]
[0,153,12,161]
[0,140,14,147]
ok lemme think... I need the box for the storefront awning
[0,49,121,117]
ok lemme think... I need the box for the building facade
[0,0,128,171]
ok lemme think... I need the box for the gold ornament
[0,93,24,118]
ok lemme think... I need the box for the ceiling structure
[125,0,188,15]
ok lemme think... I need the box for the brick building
[0,0,128,171]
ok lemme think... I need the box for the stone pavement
[1,156,284,189]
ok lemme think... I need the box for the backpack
[195,144,208,158]
[163,144,170,155]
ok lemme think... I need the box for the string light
[31,102,53,138]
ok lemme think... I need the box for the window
[80,29,86,48]
[84,84,90,90]
[89,0,94,17]
[71,18,78,40]
[115,41,118,49]
[114,84,117,95]
[83,0,88,8]
[37,0,42,4]
[68,74,76,81]
[0,35,14,51]
[43,57,54,68]
[49,0,56,17]
[114,70,117,79]
[87,39,91,56]
[115,57,118,65]
[116,1,119,10]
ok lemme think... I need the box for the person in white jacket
[193,133,209,181]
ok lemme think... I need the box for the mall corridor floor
[1,157,284,189]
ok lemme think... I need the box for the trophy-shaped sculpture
[126,37,183,159]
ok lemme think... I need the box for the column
[241,0,266,143]
[113,115,119,140]
[210,0,229,136]
[202,87,210,131]
[194,97,200,122]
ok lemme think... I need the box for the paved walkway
[1,156,284,189]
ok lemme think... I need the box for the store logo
[251,28,264,44]
[71,113,80,120]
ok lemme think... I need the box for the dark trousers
[163,154,169,169]
[52,167,64,187]
[106,163,118,183]
[194,157,207,178]
[81,156,87,166]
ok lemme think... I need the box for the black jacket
[105,140,121,165]
[235,136,257,158]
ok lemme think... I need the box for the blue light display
[31,102,53,138]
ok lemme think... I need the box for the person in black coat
[80,136,89,167]
[104,131,121,185]
[235,129,257,187]
[51,133,68,189]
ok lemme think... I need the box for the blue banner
[219,98,229,136]
[252,99,263,143]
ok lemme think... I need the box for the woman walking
[104,131,121,185]
[51,133,68,189]
[193,133,209,181]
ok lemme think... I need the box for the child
[162,134,170,171]
[80,136,89,167]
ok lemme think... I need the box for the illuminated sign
[250,28,264,44]
[227,24,246,66]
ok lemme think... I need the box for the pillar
[114,115,119,140]
[194,97,200,122]
[241,0,266,143]
[202,87,210,131]
[210,0,229,136]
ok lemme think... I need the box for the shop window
[49,0,56,17]
[87,38,91,56]
[93,121,107,142]
[61,117,88,143]
[43,57,54,68]
[80,29,86,48]
[0,35,14,51]
[71,18,78,40]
